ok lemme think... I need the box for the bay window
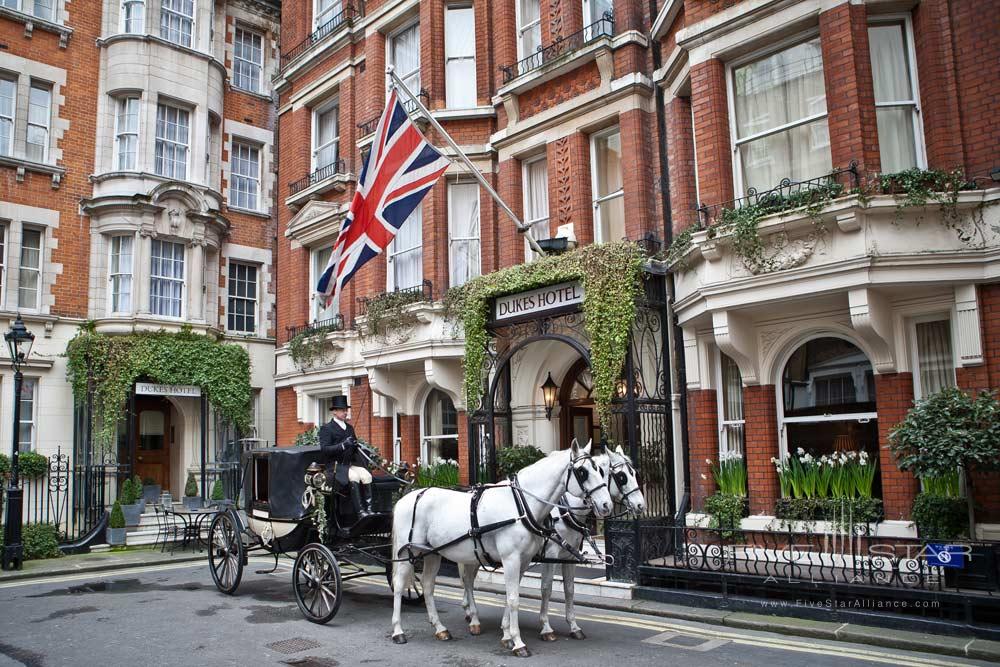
[230,141,261,211]
[227,261,258,334]
[160,0,194,48]
[517,0,541,60]
[387,208,422,291]
[445,6,476,109]
[115,96,140,171]
[26,81,51,163]
[731,38,830,194]
[869,20,923,173]
[591,127,624,243]
[122,0,145,34]
[18,227,41,310]
[155,103,189,180]
[233,26,264,94]
[389,23,420,109]
[448,181,480,287]
[717,353,745,455]
[522,155,549,259]
[312,102,339,171]
[911,317,956,399]
[150,239,185,317]
[109,234,133,314]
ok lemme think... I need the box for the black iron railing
[285,314,345,343]
[280,3,364,70]
[357,89,430,137]
[288,159,351,196]
[357,113,381,136]
[500,14,615,83]
[697,162,860,227]
[357,280,433,316]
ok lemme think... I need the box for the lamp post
[2,315,35,571]
[541,372,559,421]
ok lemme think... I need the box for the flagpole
[386,66,547,257]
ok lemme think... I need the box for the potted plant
[141,476,161,504]
[107,501,126,546]
[210,479,232,508]
[131,475,146,513]
[183,472,202,510]
[119,478,143,526]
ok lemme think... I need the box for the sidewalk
[3,547,998,662]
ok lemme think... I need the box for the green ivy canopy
[450,240,646,426]
[66,327,253,450]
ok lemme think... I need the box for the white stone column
[189,240,205,322]
[136,231,152,314]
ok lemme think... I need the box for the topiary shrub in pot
[107,501,126,546]
[119,478,143,526]
[132,475,146,513]
[183,472,202,510]
[142,477,161,504]
[210,479,231,508]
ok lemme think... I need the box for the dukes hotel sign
[494,281,584,323]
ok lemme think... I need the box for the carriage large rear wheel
[208,512,245,595]
[293,543,343,624]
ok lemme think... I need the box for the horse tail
[391,491,416,589]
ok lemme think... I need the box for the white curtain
[720,354,744,454]
[392,23,421,91]
[916,320,955,397]
[733,39,830,192]
[392,207,422,290]
[869,24,917,173]
[519,0,541,56]
[594,130,625,242]
[449,182,480,287]
[445,7,477,109]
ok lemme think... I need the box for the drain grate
[282,657,339,667]
[642,631,728,652]
[266,637,322,655]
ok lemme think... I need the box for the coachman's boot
[350,482,373,519]
[360,483,374,515]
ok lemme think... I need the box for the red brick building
[659,0,1000,537]
[274,0,668,482]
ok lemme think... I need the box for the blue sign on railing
[926,543,966,568]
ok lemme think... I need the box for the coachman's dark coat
[319,418,359,488]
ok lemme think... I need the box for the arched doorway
[559,357,599,449]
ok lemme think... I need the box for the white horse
[390,440,613,657]
[458,445,646,643]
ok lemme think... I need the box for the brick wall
[277,386,309,445]
[690,59,732,206]
[743,385,779,515]
[874,372,919,521]
[665,95,698,232]
[687,389,718,511]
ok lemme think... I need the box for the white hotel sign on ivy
[135,382,202,398]
[494,281,584,323]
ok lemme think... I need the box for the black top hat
[329,395,350,410]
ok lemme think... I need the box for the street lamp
[2,315,35,571]
[541,372,559,421]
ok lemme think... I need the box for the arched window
[717,352,744,455]
[779,337,879,468]
[423,390,458,463]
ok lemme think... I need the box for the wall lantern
[541,372,559,421]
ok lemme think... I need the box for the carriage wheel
[293,543,343,624]
[387,557,424,606]
[208,512,245,595]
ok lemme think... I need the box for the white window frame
[515,0,541,60]
[108,233,134,315]
[726,31,829,197]
[154,102,190,180]
[387,20,421,103]
[18,376,37,452]
[160,0,194,48]
[521,154,549,260]
[32,0,53,21]
[909,313,957,400]
[714,349,745,456]
[868,14,926,171]
[0,224,6,310]
[149,238,185,318]
[121,0,144,33]
[309,243,336,322]
[386,207,423,292]
[230,140,261,211]
[420,388,459,465]
[447,179,480,288]
[17,226,42,311]
[774,334,879,461]
[233,25,264,94]
[590,126,624,244]
[444,4,477,109]
[0,76,14,157]
[314,0,342,29]
[226,260,258,335]
[311,99,339,172]
[114,95,140,171]
[26,80,51,164]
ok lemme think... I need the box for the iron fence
[357,280,434,316]
[500,15,615,83]
[285,315,345,344]
[280,3,363,70]
[288,158,350,196]
[357,114,381,137]
[696,162,860,227]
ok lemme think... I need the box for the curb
[0,552,205,583]
[440,576,1000,663]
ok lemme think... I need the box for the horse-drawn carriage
[206,443,414,623]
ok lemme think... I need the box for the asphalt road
[0,558,987,667]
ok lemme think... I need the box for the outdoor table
[168,506,221,551]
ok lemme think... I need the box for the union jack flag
[316,89,449,305]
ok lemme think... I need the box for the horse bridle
[565,454,608,509]
[609,458,642,514]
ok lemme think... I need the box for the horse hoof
[435,630,453,641]
[570,630,586,640]
[392,634,407,645]
[500,639,514,650]
[469,624,482,636]
[539,632,557,642]
[513,647,533,658]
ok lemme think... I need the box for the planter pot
[183,496,203,511]
[107,527,127,546]
[211,499,234,510]
[160,492,173,508]
[142,485,162,503]
[137,498,146,514]
[121,503,143,526]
